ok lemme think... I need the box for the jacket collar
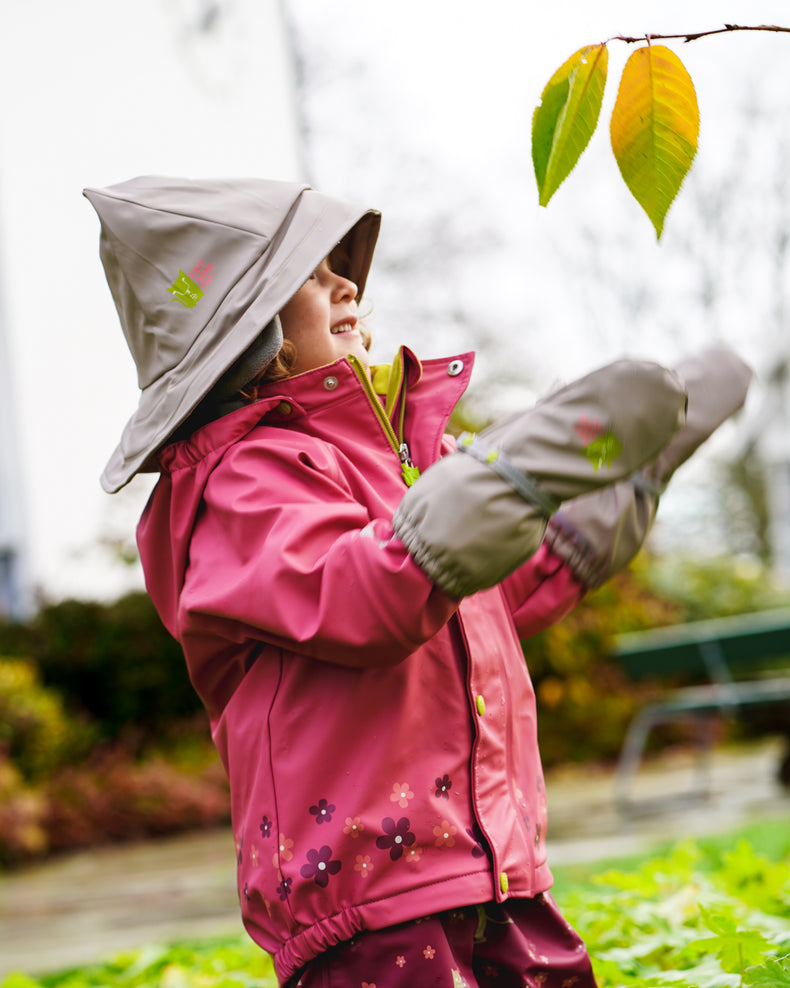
[156,347,474,474]
[253,344,424,416]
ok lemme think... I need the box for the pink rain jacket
[137,347,585,984]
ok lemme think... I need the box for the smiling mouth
[330,321,356,335]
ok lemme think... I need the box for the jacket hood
[84,175,381,493]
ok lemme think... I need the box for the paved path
[0,829,244,978]
[2,739,789,978]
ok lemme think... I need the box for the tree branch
[610,24,790,45]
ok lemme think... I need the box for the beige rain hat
[84,176,380,492]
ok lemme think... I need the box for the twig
[609,24,790,45]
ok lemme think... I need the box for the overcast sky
[2,1,789,603]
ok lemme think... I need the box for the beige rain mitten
[544,346,753,588]
[393,358,688,597]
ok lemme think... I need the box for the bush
[0,756,48,867]
[524,553,790,769]
[43,744,230,853]
[0,595,227,867]
[0,658,97,781]
[1,553,786,866]
[0,740,229,868]
[523,559,682,767]
[0,593,202,744]
[643,553,790,621]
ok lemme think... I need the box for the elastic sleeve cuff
[544,513,605,589]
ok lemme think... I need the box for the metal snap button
[448,360,464,377]
[323,375,339,391]
[277,401,292,416]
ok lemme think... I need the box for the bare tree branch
[609,24,790,45]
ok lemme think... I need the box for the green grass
[3,818,789,988]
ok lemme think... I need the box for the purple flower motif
[309,798,336,824]
[259,815,273,838]
[435,774,452,800]
[467,823,487,859]
[276,876,293,900]
[300,845,342,888]
[376,816,416,861]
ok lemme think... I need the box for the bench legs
[614,704,722,815]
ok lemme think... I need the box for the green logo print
[168,271,204,309]
[574,414,623,472]
[584,431,623,472]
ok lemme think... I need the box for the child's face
[279,256,369,376]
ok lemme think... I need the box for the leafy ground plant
[2,825,788,988]
[559,835,790,987]
[0,938,277,988]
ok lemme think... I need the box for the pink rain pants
[287,893,598,988]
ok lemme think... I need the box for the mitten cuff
[544,513,606,589]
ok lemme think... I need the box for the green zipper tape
[348,355,420,487]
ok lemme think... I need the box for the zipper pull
[399,443,420,487]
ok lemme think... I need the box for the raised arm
[178,435,459,669]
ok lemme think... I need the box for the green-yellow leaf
[532,44,609,206]
[610,44,699,239]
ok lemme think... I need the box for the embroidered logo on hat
[168,259,215,308]
[168,270,204,308]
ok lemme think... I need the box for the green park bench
[612,607,790,813]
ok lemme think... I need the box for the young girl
[84,176,750,988]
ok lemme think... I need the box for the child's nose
[332,272,358,301]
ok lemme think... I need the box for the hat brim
[101,192,381,493]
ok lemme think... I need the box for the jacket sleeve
[499,542,587,639]
[178,435,459,669]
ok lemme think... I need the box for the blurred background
[2,0,790,608]
[2,1,790,980]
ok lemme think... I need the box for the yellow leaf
[610,45,699,239]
